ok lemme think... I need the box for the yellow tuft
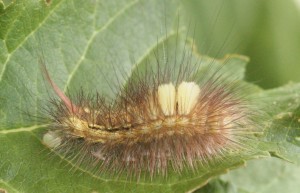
[157,81,200,116]
[177,82,201,115]
[158,83,176,116]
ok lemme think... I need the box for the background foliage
[185,0,300,89]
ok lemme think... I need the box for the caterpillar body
[41,37,258,179]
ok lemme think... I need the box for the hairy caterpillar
[9,0,262,183]
[40,33,259,180]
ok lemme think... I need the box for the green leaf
[0,0,299,193]
[251,83,300,163]
[221,158,300,193]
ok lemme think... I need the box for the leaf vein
[63,0,140,91]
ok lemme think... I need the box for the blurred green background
[183,0,300,89]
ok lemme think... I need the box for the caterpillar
[41,33,258,180]
[11,0,264,183]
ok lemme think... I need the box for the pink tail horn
[40,61,79,113]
